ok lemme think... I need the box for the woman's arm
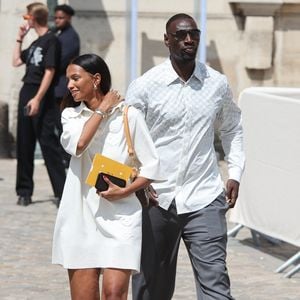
[76,91,121,155]
[99,176,152,201]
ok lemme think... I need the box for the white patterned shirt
[126,59,245,214]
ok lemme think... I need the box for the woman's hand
[98,89,122,113]
[97,176,128,201]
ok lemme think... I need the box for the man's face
[54,10,71,30]
[164,18,200,62]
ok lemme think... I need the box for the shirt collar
[57,24,71,33]
[163,58,209,85]
[68,100,125,117]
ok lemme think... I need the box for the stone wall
[1,0,300,154]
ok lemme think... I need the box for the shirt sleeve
[60,108,85,157]
[59,30,80,73]
[125,78,147,117]
[216,80,245,182]
[20,48,29,64]
[44,36,60,69]
[127,107,163,181]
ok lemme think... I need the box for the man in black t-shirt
[12,2,66,206]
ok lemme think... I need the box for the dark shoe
[17,196,32,206]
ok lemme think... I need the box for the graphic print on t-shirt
[29,46,43,66]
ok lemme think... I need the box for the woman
[52,54,161,299]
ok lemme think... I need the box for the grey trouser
[132,192,234,300]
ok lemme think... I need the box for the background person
[126,13,245,300]
[52,54,161,300]
[53,4,80,169]
[12,2,66,206]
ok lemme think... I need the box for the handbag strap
[123,105,135,157]
[123,105,139,177]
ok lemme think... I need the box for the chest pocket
[105,120,123,146]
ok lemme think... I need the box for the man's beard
[182,52,197,61]
[178,50,197,62]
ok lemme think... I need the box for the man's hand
[27,98,40,116]
[18,23,30,40]
[226,179,240,208]
[146,184,159,206]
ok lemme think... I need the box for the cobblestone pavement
[0,159,299,299]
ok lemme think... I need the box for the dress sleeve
[128,107,163,181]
[60,108,85,157]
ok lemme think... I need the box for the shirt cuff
[228,167,243,183]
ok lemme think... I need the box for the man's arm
[26,68,55,116]
[12,40,23,67]
[12,24,29,67]
[216,81,245,208]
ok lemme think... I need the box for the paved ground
[0,158,299,299]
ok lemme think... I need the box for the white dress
[52,102,161,273]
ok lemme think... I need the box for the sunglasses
[23,14,33,20]
[167,29,201,41]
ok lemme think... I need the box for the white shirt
[126,59,245,214]
[52,102,161,271]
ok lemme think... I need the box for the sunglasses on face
[23,14,33,20]
[167,29,201,41]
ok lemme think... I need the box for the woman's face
[66,64,96,102]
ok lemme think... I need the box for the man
[12,2,66,206]
[53,4,80,170]
[126,13,245,300]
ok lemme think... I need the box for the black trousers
[16,84,66,198]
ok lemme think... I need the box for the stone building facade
[1,0,300,156]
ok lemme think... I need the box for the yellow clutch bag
[85,153,133,187]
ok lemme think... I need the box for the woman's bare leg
[68,268,101,300]
[101,268,131,300]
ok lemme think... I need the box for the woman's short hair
[27,2,49,26]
